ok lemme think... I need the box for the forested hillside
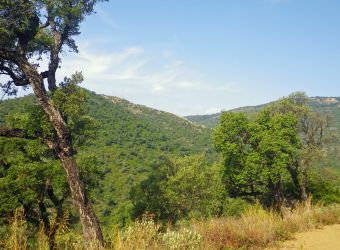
[2,93,339,229]
[81,91,216,226]
[0,90,216,226]
[1,90,340,249]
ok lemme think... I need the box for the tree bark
[58,154,104,246]
[287,165,308,201]
[16,57,104,247]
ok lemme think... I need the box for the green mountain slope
[0,90,216,226]
[82,92,216,225]
[2,92,338,226]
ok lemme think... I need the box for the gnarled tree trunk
[18,57,104,247]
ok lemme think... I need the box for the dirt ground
[269,224,340,250]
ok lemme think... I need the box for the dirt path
[271,224,340,250]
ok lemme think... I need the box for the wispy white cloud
[57,42,241,115]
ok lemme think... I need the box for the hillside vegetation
[0,90,216,227]
[82,92,217,225]
[1,90,340,250]
[186,97,340,170]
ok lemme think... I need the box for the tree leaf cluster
[213,92,336,208]
[131,155,224,223]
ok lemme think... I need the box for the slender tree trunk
[268,178,284,213]
[19,59,104,247]
[299,184,308,201]
[287,166,308,201]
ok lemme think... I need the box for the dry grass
[193,200,340,249]
[1,208,28,250]
[1,200,340,250]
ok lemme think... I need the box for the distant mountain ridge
[186,96,340,128]
[186,96,340,171]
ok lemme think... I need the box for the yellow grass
[193,200,340,249]
[1,200,340,250]
[1,208,27,250]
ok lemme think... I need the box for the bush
[222,198,251,217]
[131,155,224,223]
[113,215,161,250]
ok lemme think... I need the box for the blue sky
[57,0,340,115]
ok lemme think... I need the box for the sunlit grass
[1,200,340,250]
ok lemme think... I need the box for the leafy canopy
[131,155,224,223]
[0,0,107,95]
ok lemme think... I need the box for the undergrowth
[1,199,340,250]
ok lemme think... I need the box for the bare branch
[46,18,61,92]
[46,178,69,208]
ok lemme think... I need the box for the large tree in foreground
[0,0,106,246]
[213,92,327,209]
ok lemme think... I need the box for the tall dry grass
[193,199,340,249]
[1,200,340,250]
[1,208,28,250]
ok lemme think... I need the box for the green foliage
[0,0,39,48]
[0,0,107,53]
[0,90,216,227]
[0,137,62,214]
[222,198,251,217]
[52,73,99,146]
[52,72,86,117]
[77,153,104,198]
[77,92,216,226]
[213,93,338,207]
[2,73,98,147]
[308,168,340,204]
[0,82,105,240]
[2,89,338,232]
[213,109,300,206]
[131,155,224,223]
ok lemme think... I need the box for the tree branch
[40,71,49,79]
[0,127,35,139]
[46,19,61,92]
[0,64,29,86]
[46,179,67,208]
